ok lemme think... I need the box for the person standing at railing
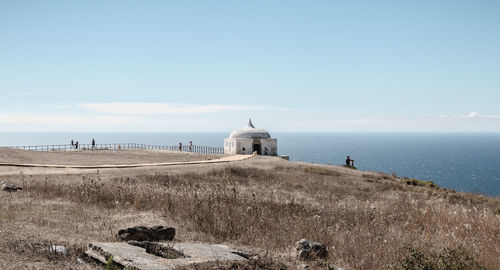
[71,139,74,147]
[179,142,182,152]
[75,141,79,150]
[91,138,96,150]
[189,141,193,152]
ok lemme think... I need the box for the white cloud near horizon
[439,112,500,119]
[78,102,286,115]
[0,113,143,125]
[1,110,499,132]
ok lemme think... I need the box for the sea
[0,132,499,197]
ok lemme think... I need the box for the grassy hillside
[0,156,498,269]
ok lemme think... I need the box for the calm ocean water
[0,132,499,197]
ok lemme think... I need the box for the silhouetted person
[71,139,74,146]
[179,142,182,152]
[189,141,193,152]
[91,138,95,150]
[346,156,354,167]
[75,141,79,149]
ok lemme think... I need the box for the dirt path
[0,154,250,169]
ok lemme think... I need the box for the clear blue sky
[1,0,499,132]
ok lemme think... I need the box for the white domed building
[224,119,277,155]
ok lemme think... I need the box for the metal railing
[0,143,224,155]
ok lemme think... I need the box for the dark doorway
[253,144,261,155]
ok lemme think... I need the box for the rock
[43,245,69,255]
[295,238,328,260]
[0,181,22,192]
[331,264,343,270]
[118,225,175,242]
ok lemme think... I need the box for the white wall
[224,138,253,155]
[236,138,253,154]
[224,138,234,154]
[261,138,277,156]
[225,137,277,155]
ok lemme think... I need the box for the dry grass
[0,148,221,165]
[0,156,499,269]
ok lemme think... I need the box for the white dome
[229,119,271,139]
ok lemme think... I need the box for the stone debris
[85,241,247,270]
[296,238,328,260]
[43,245,69,255]
[127,241,188,259]
[118,225,175,242]
[0,181,22,192]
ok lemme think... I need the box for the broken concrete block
[85,242,247,270]
[127,241,188,259]
[118,225,175,242]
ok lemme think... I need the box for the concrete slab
[86,242,247,269]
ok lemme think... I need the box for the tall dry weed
[13,165,500,269]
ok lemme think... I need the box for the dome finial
[248,118,255,128]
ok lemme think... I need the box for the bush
[403,178,439,188]
[393,246,485,270]
[105,255,120,270]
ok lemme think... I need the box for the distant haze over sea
[1,132,499,197]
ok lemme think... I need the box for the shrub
[393,246,485,270]
[105,255,120,270]
[403,178,439,188]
